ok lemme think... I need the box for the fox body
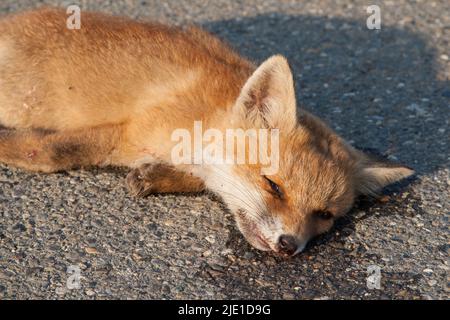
[0,8,413,256]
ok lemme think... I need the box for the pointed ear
[354,149,415,196]
[233,55,297,131]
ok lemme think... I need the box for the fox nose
[278,235,298,256]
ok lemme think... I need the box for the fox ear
[233,55,297,131]
[354,149,415,196]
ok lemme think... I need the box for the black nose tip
[278,235,297,255]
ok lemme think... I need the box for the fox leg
[126,162,205,196]
[0,124,123,172]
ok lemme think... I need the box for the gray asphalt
[0,0,449,299]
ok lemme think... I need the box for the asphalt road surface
[0,0,448,299]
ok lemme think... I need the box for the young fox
[0,8,413,256]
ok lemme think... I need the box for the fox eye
[314,210,334,220]
[264,176,283,199]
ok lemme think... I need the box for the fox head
[208,55,414,256]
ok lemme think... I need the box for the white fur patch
[199,163,287,249]
[200,163,263,214]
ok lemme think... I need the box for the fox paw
[126,165,155,197]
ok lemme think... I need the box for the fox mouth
[235,209,273,251]
[234,210,307,256]
[247,232,272,251]
[253,233,271,251]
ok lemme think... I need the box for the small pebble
[85,247,98,255]
[423,268,433,274]
[85,289,96,296]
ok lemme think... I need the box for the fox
[0,8,414,256]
